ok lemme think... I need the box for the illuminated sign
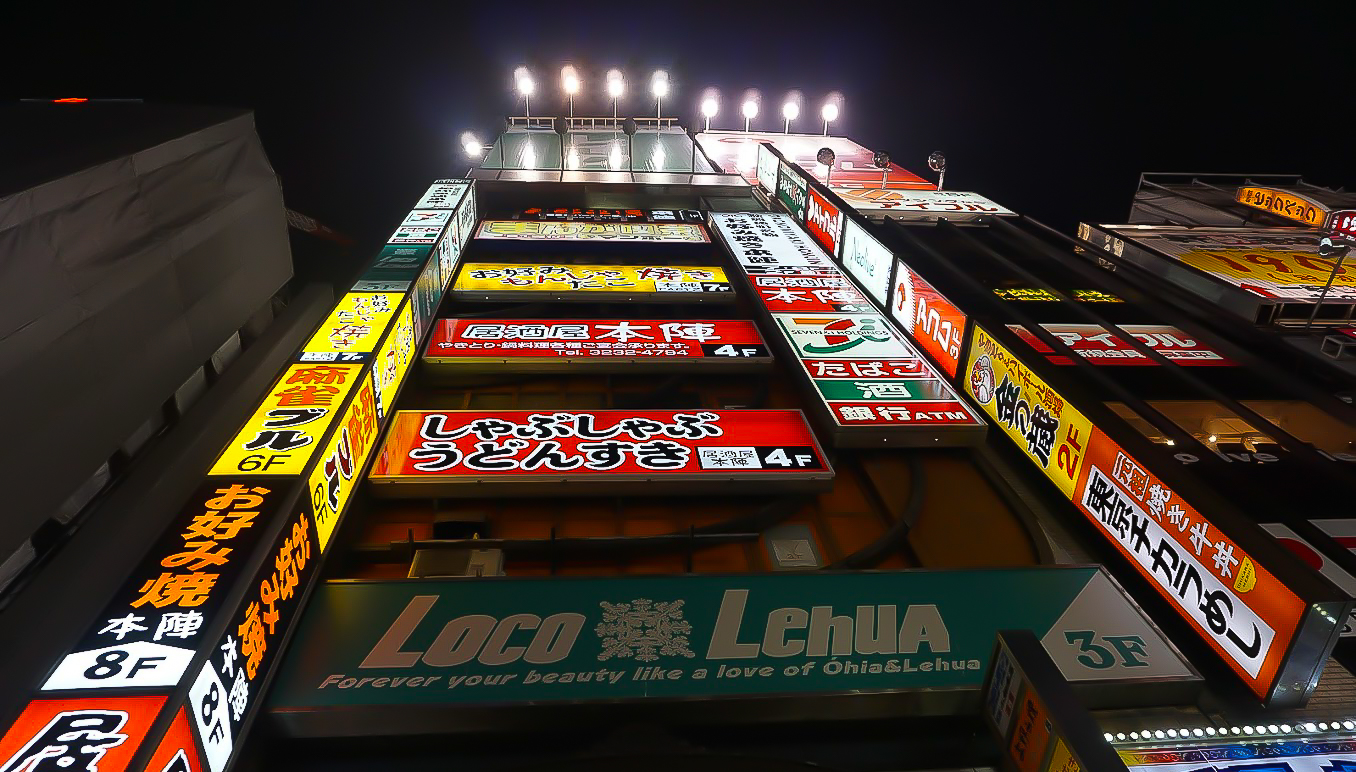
[755,142,779,193]
[451,264,733,301]
[190,502,319,772]
[297,292,402,362]
[268,567,1196,720]
[830,187,1015,219]
[43,482,289,691]
[776,161,808,220]
[840,219,892,304]
[307,374,380,552]
[1236,186,1329,227]
[750,272,874,313]
[386,224,444,245]
[993,287,1124,302]
[414,180,470,209]
[805,188,843,256]
[520,207,702,223]
[435,216,460,291]
[965,326,1094,498]
[425,319,770,370]
[1327,209,1356,241]
[209,363,362,476]
[1263,523,1356,637]
[1122,741,1356,770]
[371,297,416,421]
[475,220,709,243]
[964,325,1310,700]
[696,132,934,189]
[369,410,831,493]
[890,258,968,378]
[0,697,167,772]
[400,209,451,228]
[773,314,982,431]
[710,211,837,271]
[1106,228,1356,302]
[1008,324,1234,367]
[146,707,203,772]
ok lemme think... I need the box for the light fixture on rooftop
[742,98,758,132]
[701,96,719,132]
[606,69,624,121]
[514,67,535,118]
[460,131,482,158]
[782,100,799,134]
[561,65,580,118]
[651,70,669,122]
[928,151,947,191]
[821,101,839,135]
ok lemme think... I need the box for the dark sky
[9,2,1352,249]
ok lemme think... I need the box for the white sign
[41,641,195,690]
[830,187,1015,219]
[416,181,470,210]
[772,313,914,359]
[1261,523,1356,637]
[401,209,452,228]
[756,143,779,194]
[841,219,892,304]
[709,212,837,270]
[387,225,444,245]
[189,661,234,772]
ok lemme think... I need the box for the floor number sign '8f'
[189,661,233,772]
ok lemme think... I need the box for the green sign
[777,161,808,220]
[811,379,961,402]
[269,569,1195,710]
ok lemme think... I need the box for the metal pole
[744,117,750,132]
[525,94,530,119]
[1306,248,1350,330]
[822,119,828,136]
[656,98,661,121]
[938,168,946,191]
[568,95,573,118]
[784,118,790,134]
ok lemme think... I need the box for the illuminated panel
[145,706,203,772]
[0,696,166,772]
[189,501,319,772]
[963,325,1307,700]
[297,292,402,362]
[474,220,709,243]
[994,287,1125,303]
[370,297,416,421]
[776,160,808,220]
[748,269,874,313]
[414,180,470,209]
[42,481,290,691]
[1237,185,1329,227]
[424,319,769,368]
[451,264,733,301]
[1121,741,1356,769]
[369,410,831,489]
[831,187,1015,219]
[305,374,379,552]
[755,142,779,192]
[890,258,968,378]
[1007,324,1234,367]
[696,131,933,189]
[208,364,362,476]
[804,187,844,257]
[840,219,892,305]
[1327,209,1356,241]
[519,207,703,223]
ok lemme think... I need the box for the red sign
[425,319,769,361]
[1327,210,1356,241]
[889,259,969,378]
[145,707,203,772]
[1007,324,1234,367]
[805,188,843,256]
[370,410,830,480]
[749,274,874,313]
[801,358,936,380]
[1071,427,1306,700]
[697,132,934,189]
[0,696,166,772]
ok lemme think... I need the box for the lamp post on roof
[782,100,799,134]
[514,68,535,119]
[701,97,718,132]
[872,150,890,188]
[561,65,580,119]
[928,151,947,191]
[651,70,669,123]
[818,147,836,186]
[742,98,758,133]
[606,69,624,122]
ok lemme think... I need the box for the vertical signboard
[804,187,844,257]
[756,142,779,194]
[890,258,968,378]
[840,219,892,304]
[776,161,808,220]
[963,325,1318,702]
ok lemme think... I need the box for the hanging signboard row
[367,409,833,497]
[266,566,1198,738]
[831,187,1015,221]
[475,219,710,244]
[451,263,735,303]
[710,211,985,446]
[3,179,477,772]
[1120,739,1356,770]
[1008,324,1234,367]
[423,319,772,375]
[962,324,1338,704]
[519,207,704,223]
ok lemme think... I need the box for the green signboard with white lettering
[269,568,1197,728]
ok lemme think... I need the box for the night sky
[14,3,1352,251]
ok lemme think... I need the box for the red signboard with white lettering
[424,319,771,372]
[1007,324,1234,367]
[748,273,874,313]
[369,410,833,495]
[805,188,844,257]
[1326,210,1356,242]
[889,258,969,378]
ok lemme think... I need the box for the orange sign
[1236,186,1328,227]
[1008,688,1053,772]
[145,707,203,772]
[0,696,165,772]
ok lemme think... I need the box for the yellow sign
[299,292,402,359]
[308,374,381,551]
[1236,186,1328,227]
[1045,738,1080,772]
[371,297,416,420]
[475,220,709,243]
[453,263,733,294]
[964,326,1094,499]
[1175,246,1356,297]
[993,288,1122,303]
[209,363,363,476]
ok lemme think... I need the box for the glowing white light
[517,76,535,96]
[1268,725,1279,734]
[1103,733,1113,742]
[1192,728,1203,737]
[782,101,799,121]
[1129,732,1139,740]
[562,67,580,95]
[1165,439,1175,446]
[651,70,669,98]
[701,98,719,118]
[1208,434,1218,442]
[566,147,580,170]
[1115,733,1125,741]
[1153,730,1164,739]
[521,143,535,170]
[460,131,481,157]
[742,100,758,120]
[1344,721,1355,730]
[1280,724,1291,733]
[608,77,624,98]
[1206,728,1217,736]
[609,142,623,170]
[1166,729,1177,738]
[822,102,839,123]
